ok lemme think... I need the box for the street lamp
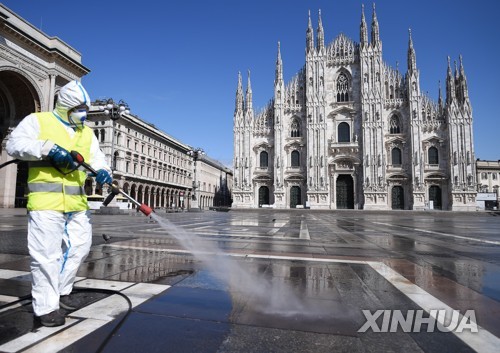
[93,98,130,171]
[187,148,205,209]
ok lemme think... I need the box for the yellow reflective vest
[27,112,93,212]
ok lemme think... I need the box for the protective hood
[53,81,91,128]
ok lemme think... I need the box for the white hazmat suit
[6,81,110,317]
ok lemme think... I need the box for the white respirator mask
[68,109,88,128]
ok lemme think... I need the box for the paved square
[0,209,499,352]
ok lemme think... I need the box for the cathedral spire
[275,41,283,86]
[371,3,380,48]
[317,9,325,52]
[235,71,244,114]
[360,4,368,48]
[438,80,443,112]
[459,54,469,101]
[453,59,461,102]
[245,69,253,113]
[407,28,417,73]
[446,56,455,105]
[306,10,314,54]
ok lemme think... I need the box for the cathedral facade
[232,6,476,211]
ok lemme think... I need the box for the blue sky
[2,0,499,165]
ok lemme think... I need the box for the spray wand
[70,151,153,216]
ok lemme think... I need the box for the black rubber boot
[37,310,65,327]
[59,295,78,311]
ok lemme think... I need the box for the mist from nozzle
[150,213,318,316]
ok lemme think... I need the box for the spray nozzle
[138,204,153,216]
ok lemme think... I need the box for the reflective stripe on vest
[28,183,85,195]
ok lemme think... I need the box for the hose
[0,159,20,170]
[0,287,133,353]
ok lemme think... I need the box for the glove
[47,144,75,170]
[95,169,112,186]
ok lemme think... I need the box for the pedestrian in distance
[6,80,112,327]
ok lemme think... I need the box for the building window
[391,148,402,166]
[113,152,118,170]
[389,115,401,134]
[336,73,349,102]
[260,151,268,168]
[291,150,300,167]
[481,172,488,180]
[338,122,350,143]
[290,118,300,137]
[428,147,439,165]
[493,173,498,181]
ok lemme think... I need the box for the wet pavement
[0,208,499,352]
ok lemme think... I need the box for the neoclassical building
[85,110,195,210]
[85,111,233,210]
[233,6,477,211]
[476,160,500,209]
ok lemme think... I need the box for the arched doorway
[391,186,404,210]
[336,175,354,209]
[0,70,41,208]
[258,186,269,206]
[137,185,144,204]
[84,178,93,195]
[131,184,137,200]
[290,186,301,208]
[429,185,442,210]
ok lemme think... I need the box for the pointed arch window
[391,148,402,166]
[259,151,268,168]
[336,73,349,102]
[389,115,401,134]
[428,147,439,165]
[290,118,300,137]
[291,150,300,167]
[338,122,350,143]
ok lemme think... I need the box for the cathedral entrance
[429,185,442,210]
[290,186,301,208]
[258,186,270,206]
[336,175,354,209]
[391,186,404,210]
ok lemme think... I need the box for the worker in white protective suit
[6,80,112,327]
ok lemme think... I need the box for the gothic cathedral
[232,5,476,211]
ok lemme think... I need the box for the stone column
[0,136,17,208]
